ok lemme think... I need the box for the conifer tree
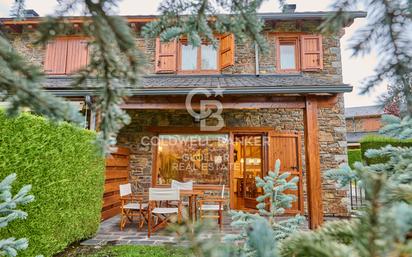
[0,174,34,257]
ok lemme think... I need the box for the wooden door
[232,134,263,210]
[268,132,304,214]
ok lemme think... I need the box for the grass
[78,245,187,257]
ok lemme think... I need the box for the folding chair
[198,185,226,230]
[171,180,193,206]
[148,188,182,237]
[119,183,148,230]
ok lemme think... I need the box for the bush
[347,149,362,168]
[360,135,412,164]
[0,111,105,257]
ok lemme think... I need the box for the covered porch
[112,87,347,229]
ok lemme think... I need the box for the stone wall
[7,20,343,84]
[117,95,349,216]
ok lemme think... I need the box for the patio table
[179,190,204,220]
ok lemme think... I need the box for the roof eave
[45,85,353,97]
[0,11,367,26]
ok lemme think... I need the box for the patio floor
[81,213,314,246]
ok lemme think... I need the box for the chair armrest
[120,195,145,205]
[198,198,226,204]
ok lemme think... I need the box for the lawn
[76,245,187,257]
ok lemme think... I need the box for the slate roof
[345,105,384,118]
[44,74,345,89]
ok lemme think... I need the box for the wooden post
[303,96,323,229]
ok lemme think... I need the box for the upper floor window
[44,37,89,75]
[276,34,323,72]
[155,34,234,74]
[179,41,218,73]
[278,37,299,71]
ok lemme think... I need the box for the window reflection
[157,134,229,185]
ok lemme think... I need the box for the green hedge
[360,135,412,164]
[0,111,105,257]
[348,149,362,168]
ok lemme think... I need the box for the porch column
[303,95,323,229]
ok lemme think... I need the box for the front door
[233,134,264,210]
[268,132,304,214]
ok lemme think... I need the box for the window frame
[276,35,300,73]
[153,133,230,188]
[177,39,220,74]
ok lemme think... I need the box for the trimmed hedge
[348,149,362,168]
[0,111,105,257]
[360,135,412,164]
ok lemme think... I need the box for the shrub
[347,149,362,168]
[0,111,105,257]
[360,135,412,164]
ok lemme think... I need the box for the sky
[0,0,386,108]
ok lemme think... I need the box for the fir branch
[0,174,34,257]
[320,0,412,113]
[0,35,83,125]
[142,0,269,52]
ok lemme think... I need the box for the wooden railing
[101,147,130,220]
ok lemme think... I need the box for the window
[279,44,296,70]
[201,44,218,70]
[155,34,235,74]
[276,34,323,72]
[181,45,198,70]
[44,37,89,75]
[179,41,218,73]
[156,134,229,185]
[276,37,299,72]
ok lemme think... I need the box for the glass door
[233,134,263,210]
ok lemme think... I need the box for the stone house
[0,7,365,228]
[345,105,384,148]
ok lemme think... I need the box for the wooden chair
[198,185,226,230]
[170,180,193,206]
[119,183,148,230]
[147,188,182,238]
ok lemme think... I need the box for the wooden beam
[122,95,306,110]
[121,101,305,110]
[303,96,323,229]
[1,16,155,25]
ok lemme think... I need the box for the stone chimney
[282,4,296,13]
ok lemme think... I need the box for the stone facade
[6,18,349,216]
[117,94,349,217]
[7,21,343,83]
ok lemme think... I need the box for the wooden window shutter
[66,38,89,74]
[155,38,177,73]
[300,35,323,70]
[44,38,68,75]
[219,34,235,69]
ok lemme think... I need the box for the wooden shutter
[44,38,68,75]
[155,38,177,73]
[219,34,235,69]
[66,38,89,74]
[300,35,323,70]
[268,132,304,214]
